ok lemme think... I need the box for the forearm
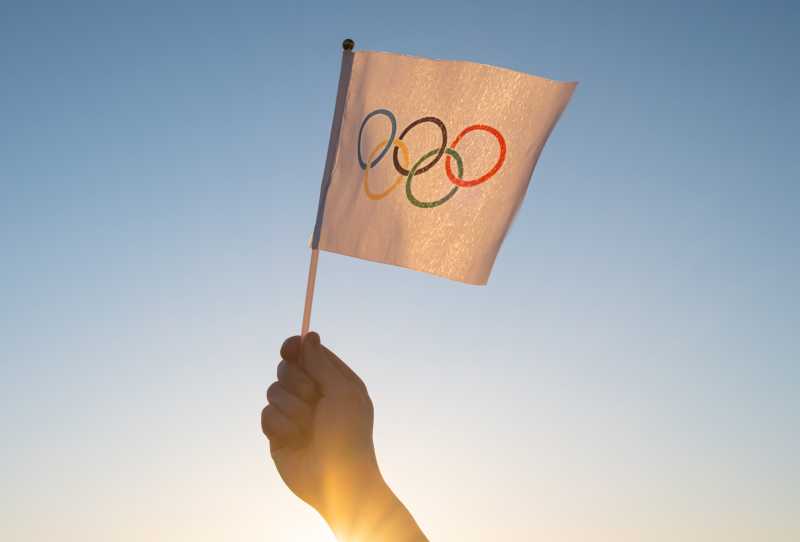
[321,475,427,542]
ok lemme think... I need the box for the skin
[261,332,428,541]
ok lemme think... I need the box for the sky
[1,1,798,541]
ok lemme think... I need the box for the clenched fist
[261,332,427,541]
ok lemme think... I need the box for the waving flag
[311,45,577,285]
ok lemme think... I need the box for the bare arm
[261,332,428,541]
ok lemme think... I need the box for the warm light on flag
[302,41,577,333]
[312,47,577,285]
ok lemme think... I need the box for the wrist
[318,469,392,529]
[321,473,426,542]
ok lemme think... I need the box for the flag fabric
[312,49,576,285]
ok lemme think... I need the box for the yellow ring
[363,139,409,200]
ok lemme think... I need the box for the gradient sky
[1,1,798,541]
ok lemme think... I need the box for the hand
[261,332,427,541]
[262,332,379,514]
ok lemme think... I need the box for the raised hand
[261,332,427,541]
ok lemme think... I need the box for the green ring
[406,148,462,208]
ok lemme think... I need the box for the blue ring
[357,109,396,170]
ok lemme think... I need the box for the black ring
[392,116,447,176]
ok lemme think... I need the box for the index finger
[280,335,301,362]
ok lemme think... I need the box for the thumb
[301,332,346,394]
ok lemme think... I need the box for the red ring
[444,124,507,187]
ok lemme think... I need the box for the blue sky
[1,1,798,540]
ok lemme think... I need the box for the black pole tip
[342,38,355,51]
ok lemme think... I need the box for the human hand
[262,332,380,514]
[261,332,427,541]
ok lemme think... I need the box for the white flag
[312,49,576,285]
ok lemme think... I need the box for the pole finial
[342,38,355,51]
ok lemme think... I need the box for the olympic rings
[363,139,409,200]
[445,124,506,187]
[356,108,506,208]
[406,148,462,209]
[357,109,396,170]
[392,116,447,176]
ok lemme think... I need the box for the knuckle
[266,382,282,404]
[280,335,301,360]
[282,366,317,399]
[298,378,317,399]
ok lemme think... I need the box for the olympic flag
[301,41,576,332]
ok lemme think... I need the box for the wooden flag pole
[300,248,319,336]
[301,38,355,337]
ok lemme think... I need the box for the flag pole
[301,38,355,337]
[300,248,319,336]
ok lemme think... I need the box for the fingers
[280,335,301,362]
[261,403,301,446]
[277,359,317,402]
[300,332,349,394]
[274,332,367,398]
[267,382,313,429]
